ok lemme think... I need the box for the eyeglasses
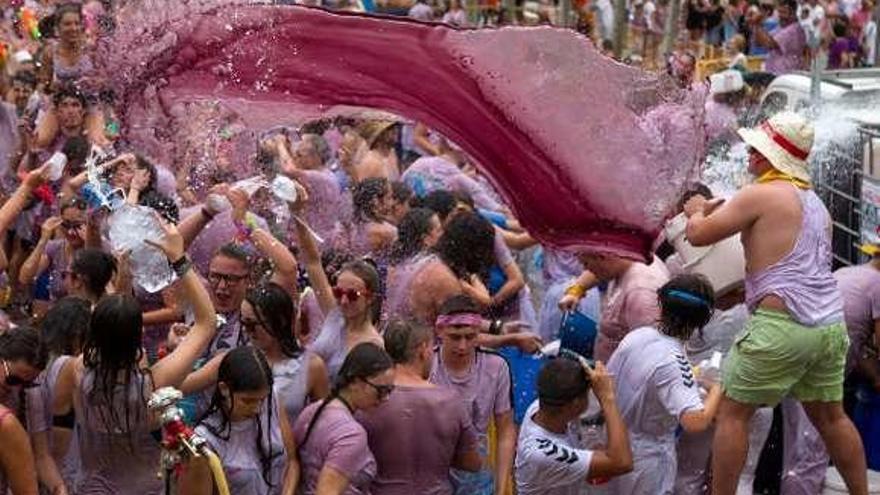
[208,272,249,286]
[363,379,394,400]
[61,220,85,231]
[332,286,367,301]
[2,361,36,389]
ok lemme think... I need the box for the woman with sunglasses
[51,220,217,495]
[295,215,384,381]
[19,197,89,309]
[293,342,394,495]
[26,297,91,495]
[179,346,299,495]
[0,404,39,495]
[182,283,330,427]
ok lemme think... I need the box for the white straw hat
[709,70,744,95]
[737,111,813,182]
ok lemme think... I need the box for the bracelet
[170,256,192,278]
[234,213,258,242]
[489,319,503,335]
[564,283,587,299]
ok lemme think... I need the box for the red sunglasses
[332,286,368,301]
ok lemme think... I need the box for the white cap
[14,50,33,64]
[709,70,745,95]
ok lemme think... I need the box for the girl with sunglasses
[182,283,330,428]
[295,216,384,381]
[293,343,394,495]
[51,220,217,495]
[179,346,299,495]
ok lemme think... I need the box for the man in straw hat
[684,111,868,494]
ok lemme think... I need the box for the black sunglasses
[363,379,394,400]
[3,361,37,389]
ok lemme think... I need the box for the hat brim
[737,127,811,183]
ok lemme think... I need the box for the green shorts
[723,309,849,406]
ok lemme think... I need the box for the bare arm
[685,188,761,246]
[586,362,633,480]
[491,261,525,307]
[493,411,516,495]
[32,106,59,150]
[314,466,351,495]
[178,351,225,395]
[32,431,67,495]
[680,384,723,433]
[307,354,331,402]
[278,400,299,495]
[0,164,47,235]
[413,122,441,156]
[294,216,336,316]
[148,224,217,390]
[0,412,39,495]
[500,230,537,250]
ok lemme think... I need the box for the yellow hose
[204,449,231,495]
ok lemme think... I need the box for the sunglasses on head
[3,361,36,389]
[363,379,394,400]
[332,286,367,301]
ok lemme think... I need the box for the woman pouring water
[604,274,723,494]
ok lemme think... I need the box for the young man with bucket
[685,111,868,495]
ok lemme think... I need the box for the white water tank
[664,212,746,296]
[822,467,880,494]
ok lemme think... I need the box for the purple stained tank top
[27,355,80,488]
[75,369,163,495]
[273,353,311,428]
[53,43,96,84]
[744,188,844,326]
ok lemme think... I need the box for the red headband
[435,313,484,328]
[761,122,809,161]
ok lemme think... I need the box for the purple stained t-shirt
[429,350,512,436]
[765,22,807,75]
[357,385,480,495]
[834,264,880,374]
[293,401,377,495]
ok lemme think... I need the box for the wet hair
[54,3,84,24]
[677,183,714,212]
[390,181,412,205]
[300,343,393,446]
[83,294,146,451]
[0,327,47,424]
[832,21,847,37]
[62,136,90,174]
[338,260,382,324]
[12,71,37,89]
[438,294,482,317]
[0,326,48,369]
[419,189,458,222]
[383,319,432,365]
[245,283,302,358]
[779,0,798,12]
[537,357,590,409]
[435,211,495,278]
[198,346,279,488]
[53,84,87,108]
[390,208,436,263]
[41,296,90,357]
[302,133,331,165]
[657,274,716,340]
[352,178,389,223]
[214,243,252,267]
[140,191,179,224]
[60,195,88,214]
[321,249,354,286]
[133,154,159,195]
[70,248,117,298]
[299,118,332,136]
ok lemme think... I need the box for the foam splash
[101,1,706,260]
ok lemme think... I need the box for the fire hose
[148,387,230,495]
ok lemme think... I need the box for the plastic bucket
[497,347,546,425]
[559,310,598,360]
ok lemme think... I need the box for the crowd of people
[0,1,879,495]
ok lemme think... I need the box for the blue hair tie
[666,289,711,308]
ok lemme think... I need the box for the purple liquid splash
[102,1,706,261]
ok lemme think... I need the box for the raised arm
[293,213,335,316]
[0,163,48,235]
[147,221,217,390]
[19,216,60,286]
[585,362,633,480]
[0,409,39,495]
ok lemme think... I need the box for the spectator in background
[749,0,807,74]
[828,20,860,68]
[442,0,469,26]
[409,0,435,21]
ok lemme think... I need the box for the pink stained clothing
[357,385,480,495]
[765,22,807,75]
[293,401,377,495]
[299,288,326,345]
[26,356,79,488]
[402,156,505,213]
[384,253,437,325]
[442,9,469,27]
[294,167,350,244]
[834,263,880,375]
[594,257,669,362]
[429,349,513,436]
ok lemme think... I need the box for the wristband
[171,256,192,278]
[564,283,587,299]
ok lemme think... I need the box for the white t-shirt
[607,326,703,439]
[515,401,593,495]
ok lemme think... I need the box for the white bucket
[663,212,746,296]
[821,467,880,494]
